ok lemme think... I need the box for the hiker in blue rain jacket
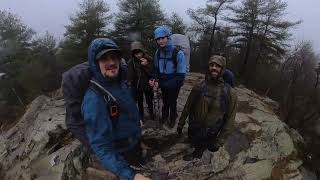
[149,25,187,128]
[81,38,150,180]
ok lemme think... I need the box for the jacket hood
[154,26,174,51]
[154,25,172,40]
[88,38,124,85]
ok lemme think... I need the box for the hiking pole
[152,81,161,127]
[156,86,161,123]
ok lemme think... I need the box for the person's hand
[134,174,151,180]
[149,79,155,87]
[140,120,144,127]
[140,58,148,66]
[149,79,159,88]
[154,81,159,89]
[177,127,182,135]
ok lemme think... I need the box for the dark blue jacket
[81,38,140,180]
[153,36,187,89]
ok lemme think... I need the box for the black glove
[177,127,183,135]
[208,143,219,152]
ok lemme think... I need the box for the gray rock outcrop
[0,73,313,180]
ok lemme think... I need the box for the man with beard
[176,55,238,161]
[81,38,150,180]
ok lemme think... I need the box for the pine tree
[226,0,299,84]
[167,13,187,34]
[59,0,112,68]
[188,0,235,59]
[113,0,165,53]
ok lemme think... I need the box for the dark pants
[188,126,221,156]
[91,141,144,169]
[191,136,217,155]
[121,142,144,166]
[161,87,181,123]
[134,88,154,120]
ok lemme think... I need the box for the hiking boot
[183,150,203,161]
[208,144,219,152]
[160,116,168,125]
[168,119,175,128]
[148,112,155,121]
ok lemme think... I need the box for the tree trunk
[207,20,217,61]
[207,1,225,61]
[315,74,319,89]
[241,26,254,77]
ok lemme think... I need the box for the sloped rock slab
[0,73,306,180]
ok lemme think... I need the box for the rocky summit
[0,73,316,180]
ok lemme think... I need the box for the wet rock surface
[0,73,314,180]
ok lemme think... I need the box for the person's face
[209,62,223,79]
[156,36,168,47]
[134,51,144,60]
[98,52,120,79]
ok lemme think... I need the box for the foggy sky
[1,0,320,52]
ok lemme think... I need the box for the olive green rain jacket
[177,76,238,146]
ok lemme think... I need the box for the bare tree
[188,0,235,60]
[280,42,318,124]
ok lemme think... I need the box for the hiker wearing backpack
[62,59,127,150]
[149,25,187,128]
[176,55,238,161]
[128,41,154,121]
[81,38,150,180]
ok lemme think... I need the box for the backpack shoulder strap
[221,82,231,115]
[156,49,160,59]
[194,80,207,99]
[90,80,117,102]
[199,80,207,94]
[89,80,119,125]
[155,49,160,74]
[172,46,182,72]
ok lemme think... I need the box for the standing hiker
[128,41,154,121]
[149,25,187,128]
[81,38,150,180]
[176,55,238,161]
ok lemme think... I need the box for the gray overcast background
[1,0,320,53]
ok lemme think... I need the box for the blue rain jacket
[81,38,141,180]
[153,26,187,89]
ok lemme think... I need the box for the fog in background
[1,0,320,52]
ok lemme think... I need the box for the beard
[210,69,221,79]
[102,65,120,80]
